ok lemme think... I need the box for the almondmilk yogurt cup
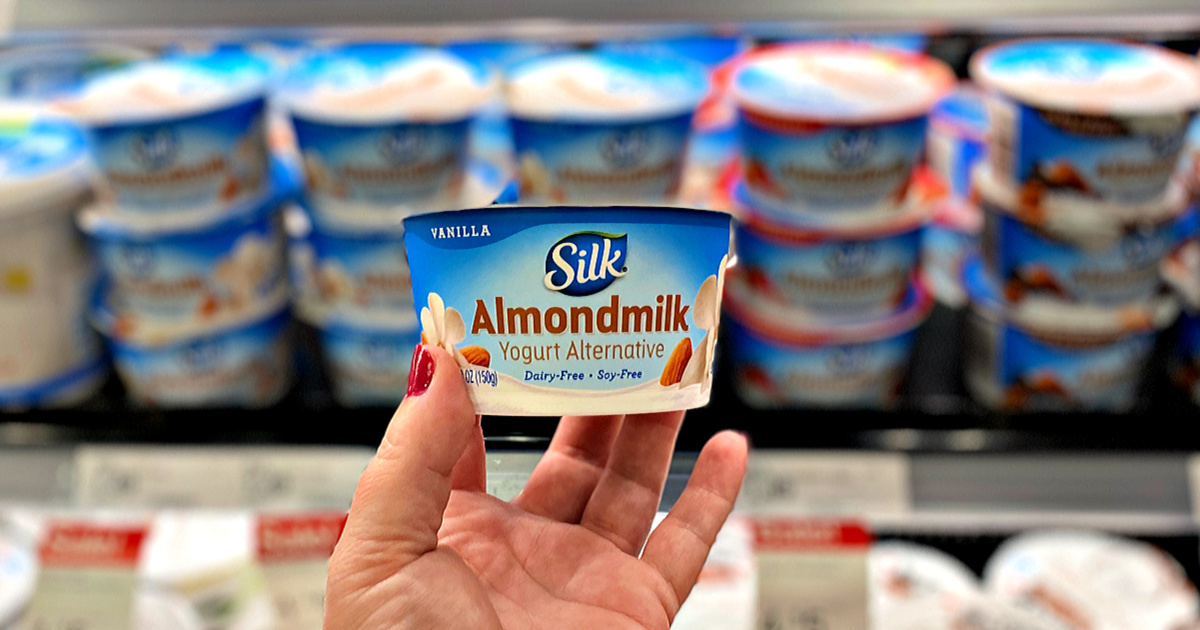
[922,199,983,307]
[975,165,1189,306]
[0,109,107,409]
[505,51,709,204]
[984,531,1199,630]
[723,271,932,409]
[403,206,731,416]
[733,186,925,317]
[59,51,272,217]
[0,43,149,101]
[80,192,287,330]
[729,43,954,215]
[962,257,1175,412]
[280,44,496,221]
[971,39,1200,206]
[299,303,421,407]
[869,541,980,630]
[927,84,989,200]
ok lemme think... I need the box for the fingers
[579,410,685,555]
[513,415,624,522]
[339,345,477,567]
[641,431,748,612]
[450,417,486,492]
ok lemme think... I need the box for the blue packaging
[1172,311,1200,405]
[972,39,1200,204]
[505,51,709,204]
[0,44,149,101]
[298,210,412,316]
[308,310,422,407]
[920,201,982,307]
[927,85,989,200]
[404,206,731,415]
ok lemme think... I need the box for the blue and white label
[317,318,421,406]
[403,206,731,416]
[0,116,87,183]
[296,216,413,316]
[921,219,979,307]
[927,87,988,200]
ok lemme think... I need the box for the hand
[325,345,749,629]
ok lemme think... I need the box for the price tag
[20,522,147,630]
[739,452,911,517]
[74,446,372,508]
[257,512,347,630]
[753,519,871,630]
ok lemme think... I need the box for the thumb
[338,344,477,567]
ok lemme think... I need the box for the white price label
[739,452,911,517]
[753,520,871,630]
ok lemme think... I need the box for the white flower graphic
[679,253,729,391]
[420,292,471,369]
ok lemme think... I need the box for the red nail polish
[407,345,435,397]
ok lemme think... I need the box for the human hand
[325,345,749,629]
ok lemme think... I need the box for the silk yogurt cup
[506,51,709,204]
[404,206,731,415]
[281,44,496,221]
[300,305,422,407]
[971,39,1200,206]
[730,43,954,215]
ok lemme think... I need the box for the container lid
[280,43,496,123]
[0,43,150,101]
[962,255,1178,336]
[444,40,564,74]
[970,39,1200,116]
[729,43,954,124]
[505,50,710,122]
[295,297,419,334]
[729,172,930,237]
[723,269,933,346]
[0,107,90,218]
[930,83,988,138]
[57,50,272,125]
[597,35,746,70]
[141,513,253,588]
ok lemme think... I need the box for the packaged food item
[59,51,273,217]
[0,43,149,101]
[734,187,924,317]
[971,39,1200,205]
[869,541,980,630]
[280,44,496,221]
[0,530,36,629]
[0,110,107,409]
[921,199,982,307]
[729,43,953,215]
[300,304,421,407]
[984,531,1199,630]
[403,206,731,415]
[975,166,1190,306]
[927,84,989,200]
[724,272,931,409]
[505,51,709,204]
[80,194,288,329]
[962,257,1176,412]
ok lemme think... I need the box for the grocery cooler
[3,0,1200,628]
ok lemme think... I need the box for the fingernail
[407,345,435,397]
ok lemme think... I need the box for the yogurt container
[80,192,288,329]
[971,39,1200,205]
[0,43,149,101]
[403,206,731,416]
[963,257,1176,412]
[984,531,1198,630]
[922,199,983,308]
[976,165,1190,306]
[506,51,709,204]
[927,84,989,200]
[60,51,272,217]
[723,271,932,409]
[869,541,980,630]
[0,110,107,409]
[729,43,954,214]
[734,185,924,317]
[0,531,35,629]
[300,304,421,407]
[280,44,496,221]
[95,296,293,408]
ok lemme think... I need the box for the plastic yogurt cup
[922,199,982,307]
[505,51,709,204]
[927,84,989,200]
[80,192,287,329]
[300,305,422,407]
[734,193,924,317]
[60,51,272,216]
[0,43,149,101]
[280,44,496,220]
[730,43,954,214]
[869,541,980,630]
[975,166,1190,306]
[724,271,932,409]
[984,531,1199,630]
[963,257,1176,412]
[0,110,107,409]
[971,39,1200,205]
[404,206,731,415]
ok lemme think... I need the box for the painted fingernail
[407,345,435,397]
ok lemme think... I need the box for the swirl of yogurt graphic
[420,292,471,369]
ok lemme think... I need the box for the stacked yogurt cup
[60,50,294,408]
[964,39,1200,413]
[278,43,499,406]
[720,43,955,409]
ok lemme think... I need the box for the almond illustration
[660,338,693,386]
[460,345,491,368]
